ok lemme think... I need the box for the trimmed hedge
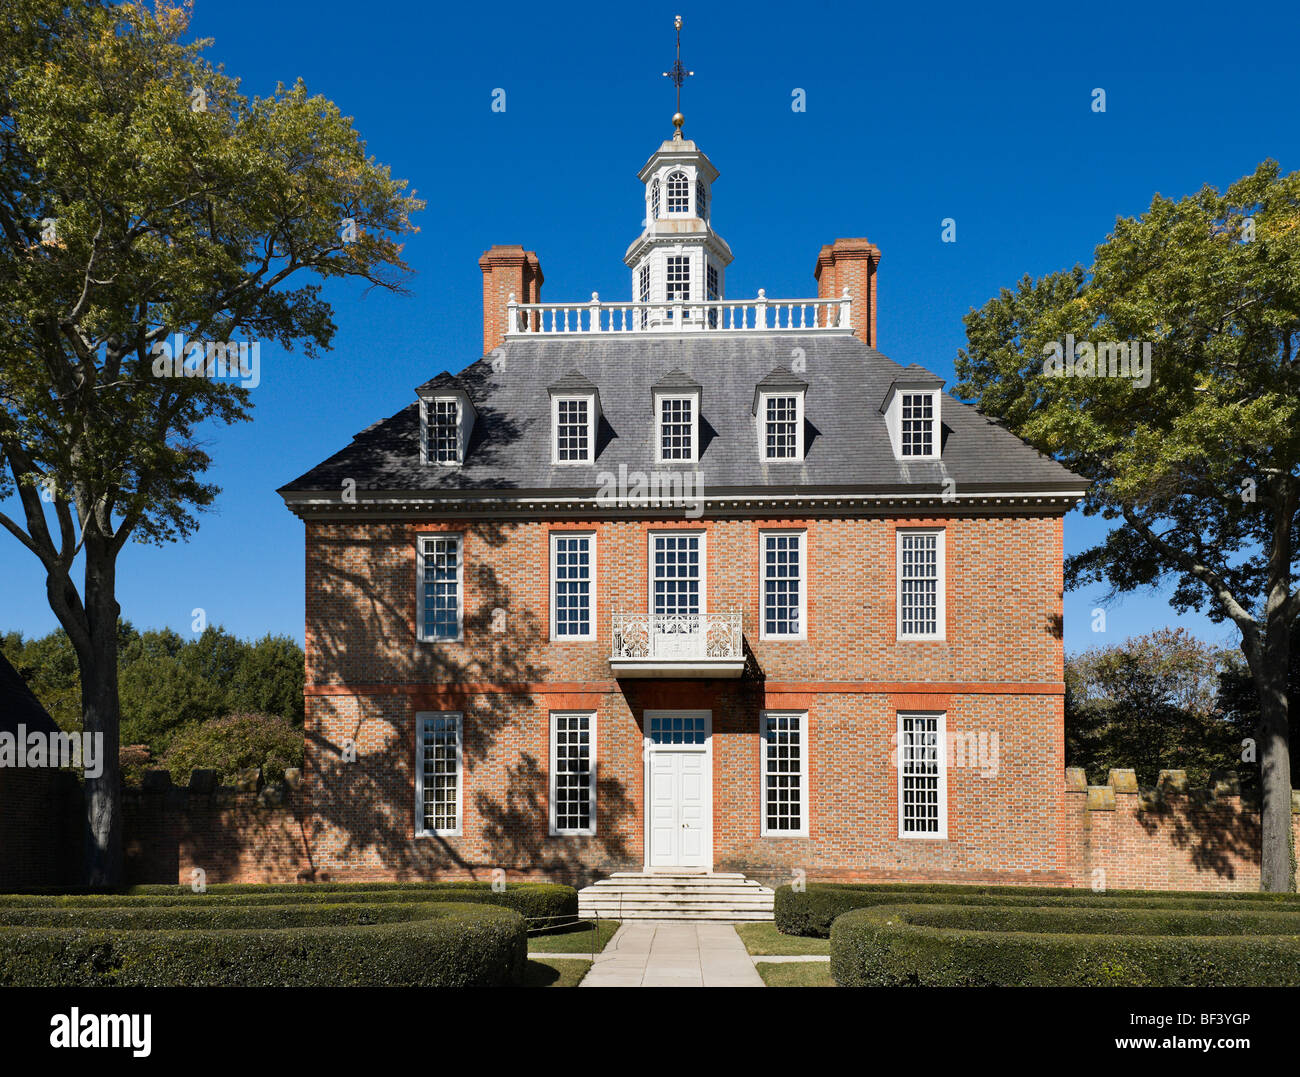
[0,901,526,987]
[830,903,1300,987]
[775,882,1300,938]
[0,882,577,925]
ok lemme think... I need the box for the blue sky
[2,0,1297,655]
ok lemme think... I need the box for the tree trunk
[1253,621,1295,892]
[80,537,123,888]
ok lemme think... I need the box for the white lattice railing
[610,611,743,662]
[505,289,852,336]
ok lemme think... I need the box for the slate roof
[279,332,1083,499]
[0,649,60,736]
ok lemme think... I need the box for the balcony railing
[609,611,745,678]
[505,289,852,336]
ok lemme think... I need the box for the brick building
[279,118,1087,892]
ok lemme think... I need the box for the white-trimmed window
[424,398,461,465]
[416,711,462,836]
[761,393,803,460]
[666,170,689,214]
[651,178,661,220]
[898,712,947,839]
[901,392,936,457]
[638,262,651,329]
[417,534,463,642]
[761,531,806,639]
[552,395,594,464]
[551,532,595,640]
[656,394,697,462]
[696,177,707,219]
[550,711,596,835]
[897,529,944,640]
[706,262,719,328]
[651,532,703,616]
[761,711,808,836]
[666,254,690,301]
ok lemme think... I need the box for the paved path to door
[579,921,764,987]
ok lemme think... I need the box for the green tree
[0,1,421,883]
[957,161,1300,888]
[1065,628,1239,788]
[160,711,302,786]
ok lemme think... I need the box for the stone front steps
[578,871,775,921]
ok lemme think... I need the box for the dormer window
[666,170,689,214]
[416,375,476,466]
[548,372,600,465]
[753,369,808,463]
[880,369,944,461]
[901,393,936,456]
[653,371,702,464]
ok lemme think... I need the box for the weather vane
[662,14,693,138]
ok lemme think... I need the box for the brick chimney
[814,237,881,347]
[479,245,543,355]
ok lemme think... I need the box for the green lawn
[521,958,592,987]
[756,961,834,987]
[527,918,620,954]
[735,922,830,956]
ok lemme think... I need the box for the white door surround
[643,710,712,871]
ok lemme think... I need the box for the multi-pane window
[554,397,590,462]
[648,713,706,745]
[901,392,935,456]
[426,398,461,464]
[706,263,719,328]
[658,395,695,461]
[899,713,945,837]
[550,712,595,835]
[666,255,690,301]
[419,535,462,641]
[898,530,942,638]
[652,533,701,616]
[639,263,650,329]
[763,394,800,459]
[651,178,661,220]
[666,170,689,213]
[762,532,805,638]
[551,533,594,640]
[418,712,462,835]
[762,712,807,835]
[696,178,707,219]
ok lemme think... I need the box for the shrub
[159,712,304,785]
[830,902,1300,987]
[774,882,1300,937]
[0,901,525,987]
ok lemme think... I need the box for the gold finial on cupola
[662,14,693,140]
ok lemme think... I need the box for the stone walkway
[578,921,765,987]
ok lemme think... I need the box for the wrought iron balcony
[609,610,745,678]
[505,289,852,337]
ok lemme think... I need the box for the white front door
[645,711,711,869]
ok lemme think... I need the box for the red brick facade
[294,510,1075,884]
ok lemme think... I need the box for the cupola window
[666,170,689,214]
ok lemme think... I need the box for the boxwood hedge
[829,902,1300,987]
[0,900,526,987]
[775,881,1300,937]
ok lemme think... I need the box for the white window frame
[415,710,463,837]
[549,710,597,836]
[551,394,596,465]
[899,390,939,458]
[648,530,707,617]
[549,531,597,641]
[759,529,807,640]
[760,710,809,837]
[420,396,465,466]
[896,528,945,641]
[666,169,690,214]
[416,534,465,643]
[758,390,805,462]
[654,390,700,464]
[897,711,948,840]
